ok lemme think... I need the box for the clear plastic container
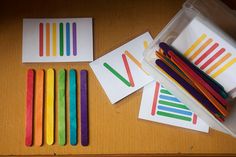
[142,0,236,137]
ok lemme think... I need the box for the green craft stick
[58,69,66,145]
[103,62,131,87]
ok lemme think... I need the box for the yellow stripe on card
[46,68,54,145]
[184,34,207,57]
[211,57,236,78]
[143,40,148,49]
[189,38,213,61]
[52,23,57,56]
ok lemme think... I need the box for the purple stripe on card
[72,23,77,56]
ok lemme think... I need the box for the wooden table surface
[1,0,236,155]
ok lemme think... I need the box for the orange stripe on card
[124,50,149,75]
[46,23,50,56]
[206,53,231,75]
[189,38,213,61]
[184,34,207,57]
[211,57,236,78]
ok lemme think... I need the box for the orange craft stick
[35,69,44,146]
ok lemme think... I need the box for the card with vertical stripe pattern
[171,17,236,98]
[139,81,209,132]
[22,18,93,63]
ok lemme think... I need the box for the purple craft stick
[80,70,89,146]
[73,22,77,56]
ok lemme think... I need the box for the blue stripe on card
[158,105,193,116]
[159,94,181,103]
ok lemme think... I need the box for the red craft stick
[25,69,35,146]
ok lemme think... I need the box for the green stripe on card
[60,23,64,56]
[157,111,192,121]
[159,100,189,110]
[103,62,131,87]
[160,89,172,95]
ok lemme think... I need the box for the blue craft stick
[159,42,228,99]
[69,69,77,145]
[155,59,224,121]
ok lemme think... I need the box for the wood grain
[0,0,236,155]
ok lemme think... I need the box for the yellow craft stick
[124,50,149,75]
[184,34,207,57]
[46,68,54,145]
[211,58,236,78]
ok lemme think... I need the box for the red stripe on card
[193,113,197,124]
[39,23,43,57]
[122,54,135,87]
[200,48,225,70]
[151,83,160,116]
[195,43,219,65]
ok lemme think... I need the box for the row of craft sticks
[25,68,88,146]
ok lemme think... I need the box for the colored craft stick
[103,62,131,87]
[46,23,50,56]
[58,69,66,145]
[39,23,43,56]
[80,70,89,146]
[158,105,192,116]
[122,54,134,87]
[52,23,57,56]
[155,51,196,89]
[60,23,64,56]
[159,42,228,98]
[169,51,228,116]
[194,43,219,65]
[206,53,231,74]
[46,68,55,145]
[69,69,77,145]
[189,38,213,61]
[155,59,224,121]
[200,48,225,70]
[211,58,236,78]
[184,34,207,57]
[124,50,149,75]
[25,69,35,146]
[35,69,44,146]
[72,23,77,56]
[66,23,70,56]
[151,82,160,116]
